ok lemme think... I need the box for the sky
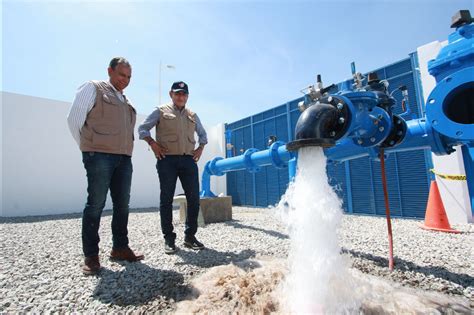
[2,0,472,127]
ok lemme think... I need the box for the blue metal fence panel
[349,157,376,214]
[371,155,403,216]
[225,55,430,217]
[326,162,348,209]
[396,150,431,217]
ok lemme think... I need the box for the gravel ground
[1,206,473,313]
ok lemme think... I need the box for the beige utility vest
[80,80,136,156]
[155,104,197,155]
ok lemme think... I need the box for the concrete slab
[200,196,233,223]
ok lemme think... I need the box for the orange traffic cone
[421,180,460,233]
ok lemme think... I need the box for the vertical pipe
[410,52,427,117]
[380,149,395,271]
[225,128,233,158]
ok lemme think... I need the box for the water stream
[277,147,359,313]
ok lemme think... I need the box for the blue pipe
[200,141,295,197]
[225,129,233,158]
[325,118,445,162]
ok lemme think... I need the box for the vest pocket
[102,94,121,120]
[163,113,177,120]
[92,126,120,148]
[160,134,178,153]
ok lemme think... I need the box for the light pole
[159,61,176,105]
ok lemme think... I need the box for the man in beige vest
[139,81,207,254]
[67,57,144,275]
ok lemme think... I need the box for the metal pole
[380,148,395,271]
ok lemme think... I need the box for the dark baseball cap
[171,81,189,94]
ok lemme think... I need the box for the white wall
[1,92,225,217]
[417,42,473,224]
[0,93,4,214]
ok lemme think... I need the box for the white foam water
[277,147,360,314]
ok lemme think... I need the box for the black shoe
[164,240,177,254]
[184,237,204,250]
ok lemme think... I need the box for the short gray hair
[109,57,131,70]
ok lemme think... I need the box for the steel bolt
[357,139,363,144]
[328,96,333,103]
[397,120,401,125]
[370,137,376,142]
[330,131,336,137]
[337,103,344,110]
[397,131,403,136]
[379,126,384,132]
[378,114,383,120]
[389,141,395,145]
[339,117,345,124]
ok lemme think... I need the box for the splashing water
[277,147,360,314]
[174,146,472,314]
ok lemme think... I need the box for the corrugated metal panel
[326,162,348,210]
[349,157,376,214]
[244,171,254,206]
[255,170,268,206]
[397,150,430,217]
[371,155,402,216]
[385,58,412,78]
[278,168,290,198]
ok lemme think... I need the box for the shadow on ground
[93,261,190,306]
[224,220,289,239]
[343,248,474,288]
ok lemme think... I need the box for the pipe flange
[243,148,260,173]
[319,95,352,139]
[286,138,335,151]
[209,157,225,176]
[269,141,287,169]
[354,107,392,147]
[380,115,407,148]
[425,67,474,143]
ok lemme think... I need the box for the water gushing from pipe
[277,147,360,314]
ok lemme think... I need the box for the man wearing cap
[139,81,207,254]
[67,57,144,275]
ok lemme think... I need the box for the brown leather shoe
[82,256,100,275]
[110,247,144,262]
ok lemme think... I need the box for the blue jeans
[156,155,200,241]
[82,152,132,257]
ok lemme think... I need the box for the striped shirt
[67,81,126,146]
[138,107,208,145]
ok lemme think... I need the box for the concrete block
[173,195,205,227]
[200,196,232,223]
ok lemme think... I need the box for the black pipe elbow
[287,103,343,151]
